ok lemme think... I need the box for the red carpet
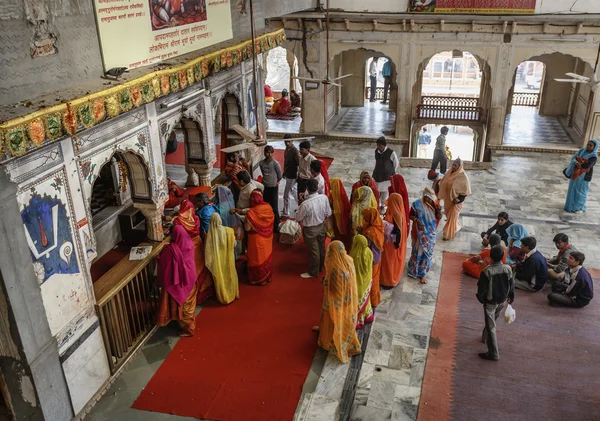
[132,238,325,421]
[418,252,600,421]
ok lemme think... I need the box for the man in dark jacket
[477,245,514,361]
[513,236,548,292]
[372,136,398,210]
[282,134,299,218]
[548,251,594,308]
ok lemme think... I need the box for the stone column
[185,167,200,187]
[189,161,216,186]
[487,106,506,147]
[134,203,164,242]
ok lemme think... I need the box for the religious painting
[150,0,208,31]
[408,0,536,14]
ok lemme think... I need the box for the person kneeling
[463,234,506,279]
[513,236,548,292]
[476,245,514,361]
[547,251,594,308]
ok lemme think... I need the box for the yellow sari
[349,235,374,329]
[351,186,378,234]
[205,213,239,305]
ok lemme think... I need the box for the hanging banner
[408,0,536,14]
[93,0,233,70]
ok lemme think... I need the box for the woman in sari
[362,208,383,307]
[408,188,442,284]
[388,174,410,233]
[350,186,378,234]
[215,186,245,258]
[315,241,362,363]
[349,235,374,329]
[173,200,214,303]
[564,139,599,213]
[155,225,199,337]
[165,177,184,208]
[380,193,408,288]
[205,213,239,305]
[244,191,275,286]
[438,158,471,241]
[462,233,506,279]
[352,171,380,205]
[506,223,529,264]
[329,178,352,248]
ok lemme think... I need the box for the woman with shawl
[165,177,184,208]
[351,186,378,234]
[564,139,599,213]
[349,235,374,329]
[244,191,275,286]
[362,208,384,307]
[215,186,245,258]
[438,158,471,241]
[155,225,199,337]
[388,174,410,233]
[408,188,442,284]
[315,241,362,363]
[329,178,352,248]
[173,199,214,303]
[380,193,408,288]
[352,171,380,205]
[205,213,239,304]
[506,223,529,264]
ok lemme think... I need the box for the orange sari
[245,191,275,285]
[318,241,362,363]
[380,193,408,288]
[462,246,507,279]
[362,208,384,307]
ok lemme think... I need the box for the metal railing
[365,87,385,100]
[512,92,540,107]
[416,96,482,121]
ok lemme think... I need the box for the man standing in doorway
[381,59,391,105]
[418,127,432,159]
[369,58,378,103]
[297,140,317,201]
[372,136,399,211]
[282,134,299,218]
[431,126,449,174]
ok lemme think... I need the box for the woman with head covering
[329,178,352,248]
[380,193,408,288]
[155,225,199,337]
[214,186,245,258]
[564,139,599,213]
[506,223,529,264]
[388,174,410,233]
[438,158,471,241]
[352,171,381,205]
[350,186,378,234]
[269,89,291,116]
[165,177,184,209]
[195,192,219,237]
[462,233,507,279]
[243,190,275,286]
[314,241,362,363]
[362,208,384,307]
[408,188,442,284]
[205,213,239,304]
[173,199,200,236]
[349,235,374,329]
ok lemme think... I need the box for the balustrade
[512,92,540,107]
[416,96,482,121]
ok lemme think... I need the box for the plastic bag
[504,304,516,324]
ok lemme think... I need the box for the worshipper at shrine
[481,212,513,246]
[505,223,529,264]
[380,193,408,289]
[313,241,362,363]
[564,139,598,213]
[290,90,302,111]
[513,236,548,292]
[388,174,410,233]
[215,186,244,244]
[296,178,332,279]
[350,186,377,234]
[282,134,300,218]
[417,127,432,159]
[155,225,199,337]
[547,233,578,282]
[224,153,249,201]
[165,177,184,208]
[352,171,380,205]
[264,84,274,103]
[243,191,275,286]
[372,136,399,210]
[194,193,218,237]
[259,145,282,231]
[297,140,317,200]
[362,208,384,307]
[329,178,352,249]
[438,158,471,241]
[476,245,514,361]
[350,235,375,329]
[269,89,291,116]
[431,126,449,174]
[205,213,239,305]
[234,171,264,213]
[408,187,442,284]
[548,251,594,308]
[463,234,506,279]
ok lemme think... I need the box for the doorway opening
[414,124,476,162]
[265,46,302,134]
[218,94,244,170]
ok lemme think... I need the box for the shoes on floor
[300,273,315,279]
[478,352,498,361]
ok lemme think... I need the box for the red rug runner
[418,252,600,421]
[132,238,324,421]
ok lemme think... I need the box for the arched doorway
[165,117,207,189]
[218,93,243,170]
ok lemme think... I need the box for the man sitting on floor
[548,251,594,308]
[477,245,514,361]
[512,236,548,292]
[463,234,506,279]
[547,233,578,282]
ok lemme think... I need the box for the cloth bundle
[279,220,301,244]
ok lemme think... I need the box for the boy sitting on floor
[481,212,513,246]
[512,236,548,292]
[547,233,578,282]
[463,234,506,279]
[548,251,594,308]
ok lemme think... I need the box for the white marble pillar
[134,203,165,242]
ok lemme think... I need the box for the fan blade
[565,72,589,81]
[323,81,342,87]
[554,78,587,83]
[331,74,353,81]
[293,76,320,81]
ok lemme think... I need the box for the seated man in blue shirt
[512,236,548,292]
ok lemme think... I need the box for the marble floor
[503,106,579,149]
[86,142,600,421]
[328,101,396,137]
[267,115,302,133]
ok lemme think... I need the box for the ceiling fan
[554,72,600,92]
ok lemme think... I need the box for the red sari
[245,191,275,285]
[352,171,380,205]
[388,174,410,233]
[380,193,408,288]
[329,178,351,249]
[165,179,184,208]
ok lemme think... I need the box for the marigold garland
[27,118,46,146]
[6,126,27,156]
[44,113,63,140]
[105,95,120,118]
[63,104,78,135]
[93,98,106,123]
[77,103,96,129]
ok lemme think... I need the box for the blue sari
[505,224,528,264]
[215,186,244,258]
[564,139,599,212]
[408,199,438,278]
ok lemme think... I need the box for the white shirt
[296,193,331,227]
[237,180,264,210]
[369,61,377,78]
[300,173,325,201]
[298,153,316,180]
